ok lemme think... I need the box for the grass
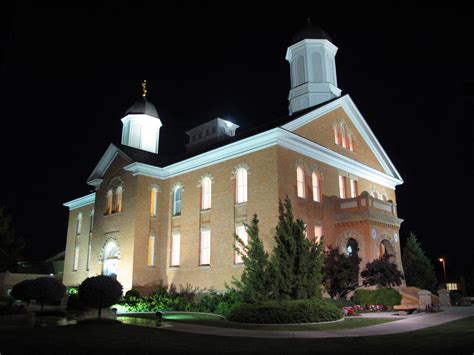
[118,312,398,331]
[0,316,473,354]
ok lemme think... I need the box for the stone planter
[0,313,35,327]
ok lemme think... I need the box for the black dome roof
[291,20,332,44]
[125,97,159,118]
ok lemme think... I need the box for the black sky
[0,4,472,279]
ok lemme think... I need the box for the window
[200,229,211,265]
[333,126,339,145]
[349,136,355,152]
[446,283,458,291]
[87,238,91,271]
[114,186,123,213]
[339,176,347,199]
[304,223,308,239]
[73,245,80,271]
[341,125,347,148]
[148,236,155,267]
[150,188,158,217]
[312,172,321,202]
[75,213,82,235]
[201,177,212,210]
[314,226,323,244]
[296,166,306,198]
[350,179,358,198]
[235,225,248,264]
[106,189,113,215]
[235,168,248,204]
[347,238,358,256]
[89,209,94,233]
[171,231,180,266]
[173,186,182,216]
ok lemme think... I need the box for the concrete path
[161,306,474,339]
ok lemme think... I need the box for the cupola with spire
[121,80,163,154]
[286,19,341,114]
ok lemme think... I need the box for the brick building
[63,24,404,292]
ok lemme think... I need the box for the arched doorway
[379,239,396,263]
[101,239,120,279]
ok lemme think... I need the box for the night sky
[0,5,471,279]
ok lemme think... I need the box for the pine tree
[402,233,438,292]
[232,214,270,303]
[0,206,25,272]
[323,245,361,299]
[270,197,324,300]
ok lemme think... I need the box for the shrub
[0,304,27,315]
[124,289,140,299]
[30,277,66,312]
[328,297,355,308]
[449,291,463,306]
[79,276,123,318]
[10,280,36,306]
[353,288,401,307]
[227,299,342,324]
[66,293,87,311]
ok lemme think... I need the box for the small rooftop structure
[185,118,239,152]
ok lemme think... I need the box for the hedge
[227,299,343,324]
[353,288,401,307]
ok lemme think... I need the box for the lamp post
[439,258,447,286]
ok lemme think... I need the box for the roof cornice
[63,193,96,210]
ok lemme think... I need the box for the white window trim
[235,168,248,204]
[200,229,211,265]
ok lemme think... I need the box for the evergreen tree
[0,206,25,272]
[270,197,324,300]
[361,255,404,288]
[232,214,270,303]
[323,245,361,299]
[402,233,438,292]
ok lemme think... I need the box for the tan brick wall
[293,107,386,173]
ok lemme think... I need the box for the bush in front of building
[353,288,401,307]
[31,277,66,312]
[227,298,342,324]
[79,275,123,318]
[361,255,404,288]
[10,279,36,307]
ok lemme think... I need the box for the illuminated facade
[63,25,404,292]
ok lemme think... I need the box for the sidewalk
[162,306,474,338]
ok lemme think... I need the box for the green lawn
[119,312,397,331]
[0,316,473,354]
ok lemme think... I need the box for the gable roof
[281,95,403,181]
[86,94,402,188]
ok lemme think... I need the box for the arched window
[350,179,358,198]
[201,177,212,210]
[346,238,358,256]
[338,175,347,199]
[296,56,305,86]
[341,124,347,148]
[114,186,123,213]
[312,171,321,202]
[349,135,355,152]
[75,213,82,235]
[106,189,113,215]
[235,168,248,204]
[102,240,120,278]
[297,166,306,198]
[173,186,182,216]
[379,241,387,259]
[150,187,158,217]
[334,126,340,145]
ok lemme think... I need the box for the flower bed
[343,304,387,316]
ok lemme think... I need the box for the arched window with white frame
[114,186,123,213]
[312,171,321,202]
[341,124,347,148]
[235,168,248,204]
[150,187,158,217]
[201,177,212,210]
[106,189,113,215]
[297,166,306,198]
[173,186,182,216]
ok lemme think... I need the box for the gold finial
[142,80,147,98]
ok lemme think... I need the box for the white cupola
[286,21,342,114]
[121,81,162,154]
